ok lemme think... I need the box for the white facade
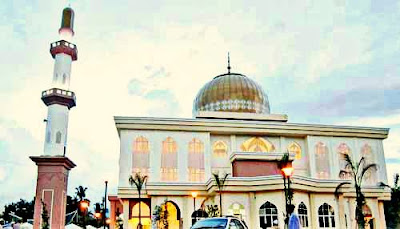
[110,115,391,229]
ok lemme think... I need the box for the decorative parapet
[41,88,76,108]
[50,40,78,61]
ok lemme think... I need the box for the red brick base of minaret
[30,156,76,229]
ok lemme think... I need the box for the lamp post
[281,166,293,228]
[103,181,108,229]
[191,192,198,225]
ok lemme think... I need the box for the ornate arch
[288,142,301,159]
[240,137,275,152]
[188,138,205,182]
[161,137,178,181]
[213,140,228,157]
[337,143,351,179]
[132,136,150,175]
[315,142,330,179]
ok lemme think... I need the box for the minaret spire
[227,52,231,73]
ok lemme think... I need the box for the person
[288,204,301,229]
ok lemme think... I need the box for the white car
[191,217,248,229]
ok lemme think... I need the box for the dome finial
[227,52,231,73]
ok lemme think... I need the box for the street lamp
[103,181,108,229]
[281,165,293,227]
[79,199,90,228]
[191,192,198,225]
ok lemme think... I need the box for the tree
[129,172,148,229]
[1,198,34,223]
[380,173,400,228]
[75,186,88,202]
[334,154,377,229]
[41,201,50,229]
[212,172,229,217]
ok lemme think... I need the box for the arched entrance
[129,201,151,229]
[159,201,181,229]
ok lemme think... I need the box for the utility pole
[103,181,108,229]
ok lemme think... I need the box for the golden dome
[193,73,270,114]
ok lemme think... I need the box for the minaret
[31,7,77,229]
[42,6,77,156]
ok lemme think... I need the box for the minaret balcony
[50,40,78,61]
[41,88,76,109]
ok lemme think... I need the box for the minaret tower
[31,7,77,229]
[42,6,77,156]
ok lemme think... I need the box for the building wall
[120,130,388,186]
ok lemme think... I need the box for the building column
[123,199,130,229]
[378,201,387,229]
[347,198,356,229]
[309,193,317,228]
[108,197,117,229]
[248,192,256,229]
[337,195,346,228]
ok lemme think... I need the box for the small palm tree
[75,186,88,202]
[212,172,229,217]
[129,173,148,229]
[334,154,377,229]
[379,173,400,228]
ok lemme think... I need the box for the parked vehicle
[191,217,248,229]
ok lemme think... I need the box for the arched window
[161,137,178,181]
[132,136,150,175]
[337,143,351,179]
[241,137,275,152]
[213,141,227,158]
[212,141,229,172]
[160,201,181,229]
[361,143,376,184]
[55,131,62,144]
[259,201,278,228]
[318,203,335,228]
[298,202,309,228]
[228,203,246,221]
[188,138,204,182]
[288,142,302,159]
[62,74,67,84]
[315,142,330,179]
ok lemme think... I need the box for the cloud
[1,0,400,212]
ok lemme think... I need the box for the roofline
[113,116,389,139]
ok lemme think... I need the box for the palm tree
[379,173,400,228]
[75,186,88,202]
[334,154,377,229]
[212,172,229,217]
[129,172,148,229]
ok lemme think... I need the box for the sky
[1,0,400,213]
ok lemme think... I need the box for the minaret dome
[59,7,75,38]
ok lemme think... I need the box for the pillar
[31,156,76,229]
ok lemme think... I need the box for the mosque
[109,57,391,228]
[29,5,391,229]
